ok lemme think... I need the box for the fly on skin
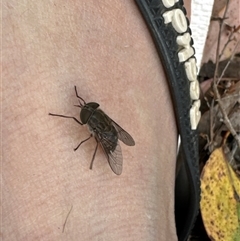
[49,86,135,175]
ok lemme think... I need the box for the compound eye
[80,108,92,124]
[87,102,100,109]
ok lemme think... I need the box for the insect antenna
[74,100,83,108]
[74,86,86,106]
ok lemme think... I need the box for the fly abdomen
[100,130,118,152]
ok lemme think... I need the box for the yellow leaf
[200,147,240,241]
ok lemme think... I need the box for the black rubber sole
[134,1,201,240]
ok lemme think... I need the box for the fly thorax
[80,102,99,124]
[87,125,95,136]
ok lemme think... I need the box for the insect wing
[111,120,135,146]
[96,135,123,175]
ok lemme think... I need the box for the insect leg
[89,140,99,170]
[49,113,83,125]
[74,134,93,151]
[74,86,86,105]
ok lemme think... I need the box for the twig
[212,0,240,148]
[213,0,230,79]
[218,31,235,62]
[213,84,240,148]
[218,24,240,61]
[218,77,239,82]
[217,40,240,85]
[209,100,215,152]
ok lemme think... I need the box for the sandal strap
[135,1,201,240]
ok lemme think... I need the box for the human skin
[3,0,190,240]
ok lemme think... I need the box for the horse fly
[49,86,135,175]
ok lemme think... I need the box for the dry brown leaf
[212,0,228,18]
[202,0,240,64]
[198,84,240,151]
[201,147,240,241]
